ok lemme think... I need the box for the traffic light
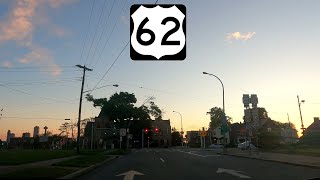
[144,128,148,133]
[155,128,159,133]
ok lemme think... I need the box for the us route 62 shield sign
[130,4,186,60]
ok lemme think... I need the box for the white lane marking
[206,154,221,157]
[217,168,251,178]
[160,158,165,163]
[176,150,220,157]
[187,151,207,157]
[116,170,144,180]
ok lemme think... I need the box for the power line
[80,0,97,65]
[1,79,80,86]
[92,42,129,90]
[84,0,108,66]
[2,116,66,120]
[0,83,76,104]
[90,0,159,90]
[88,0,116,66]
[91,0,127,68]
[0,78,78,83]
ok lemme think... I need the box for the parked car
[237,141,256,150]
[209,144,224,149]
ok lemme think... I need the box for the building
[83,121,96,149]
[186,131,201,147]
[82,114,115,149]
[33,126,39,137]
[280,126,298,144]
[300,117,320,145]
[229,122,246,145]
[151,119,171,147]
[22,132,31,138]
[305,117,320,134]
[6,130,15,143]
[8,137,23,149]
[22,132,31,139]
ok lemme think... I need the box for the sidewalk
[220,148,320,168]
[0,156,79,175]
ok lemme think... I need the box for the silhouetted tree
[207,107,232,129]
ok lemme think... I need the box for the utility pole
[141,129,144,148]
[76,65,92,154]
[91,121,94,150]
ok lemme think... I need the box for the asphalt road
[77,148,320,180]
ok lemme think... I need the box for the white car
[237,141,256,150]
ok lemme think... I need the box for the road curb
[58,155,119,179]
[219,153,320,169]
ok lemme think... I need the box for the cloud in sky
[0,0,76,76]
[48,0,78,8]
[226,32,256,42]
[1,61,13,68]
[0,0,37,45]
[19,46,62,76]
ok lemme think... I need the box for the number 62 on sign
[130,4,186,60]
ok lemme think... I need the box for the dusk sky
[1,0,320,140]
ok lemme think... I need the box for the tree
[258,107,269,120]
[149,101,162,120]
[86,91,163,148]
[258,131,281,149]
[207,107,232,129]
[58,122,70,136]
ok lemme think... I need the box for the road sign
[244,109,251,123]
[221,124,229,134]
[130,4,186,60]
[251,108,259,127]
[242,94,250,108]
[200,131,207,137]
[120,128,126,136]
[250,94,258,107]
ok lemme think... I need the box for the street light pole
[203,72,225,112]
[203,72,227,151]
[173,111,183,147]
[76,65,92,154]
[297,95,306,135]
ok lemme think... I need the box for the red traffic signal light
[144,129,148,133]
[155,128,159,132]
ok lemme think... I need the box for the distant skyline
[1,0,320,140]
